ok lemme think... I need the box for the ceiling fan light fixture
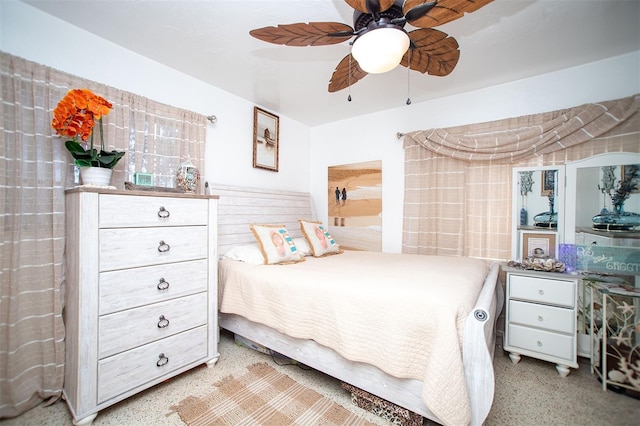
[351,27,410,74]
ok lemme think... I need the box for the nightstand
[503,266,580,376]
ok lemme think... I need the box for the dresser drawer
[97,326,208,403]
[508,300,574,334]
[100,259,208,315]
[507,324,575,362]
[509,274,575,307]
[99,194,208,228]
[99,292,208,358]
[99,226,208,271]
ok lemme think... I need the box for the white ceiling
[22,0,640,127]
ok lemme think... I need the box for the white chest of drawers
[64,188,219,425]
[503,267,580,377]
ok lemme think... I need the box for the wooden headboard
[209,184,316,256]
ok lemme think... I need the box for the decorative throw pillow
[249,224,304,265]
[299,220,342,257]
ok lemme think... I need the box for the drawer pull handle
[537,340,543,347]
[158,206,170,219]
[538,289,544,295]
[157,315,170,328]
[157,278,170,291]
[158,241,171,252]
[156,353,169,367]
[538,316,543,322]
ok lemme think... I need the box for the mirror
[578,164,640,231]
[511,166,565,260]
[564,152,640,359]
[565,152,640,245]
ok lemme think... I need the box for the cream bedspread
[218,251,489,425]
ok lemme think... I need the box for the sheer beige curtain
[0,53,69,419]
[0,52,206,418]
[101,90,206,190]
[402,94,640,260]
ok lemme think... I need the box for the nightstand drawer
[99,292,208,358]
[507,324,574,361]
[100,259,208,315]
[509,274,574,307]
[508,300,574,334]
[99,225,208,271]
[97,326,208,404]
[99,194,208,228]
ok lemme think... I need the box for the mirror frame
[511,165,565,260]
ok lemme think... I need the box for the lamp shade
[351,27,410,74]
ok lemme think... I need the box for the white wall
[3,1,638,255]
[0,0,311,193]
[310,52,640,253]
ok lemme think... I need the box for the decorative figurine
[519,171,534,226]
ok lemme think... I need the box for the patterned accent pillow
[249,224,304,265]
[299,220,342,257]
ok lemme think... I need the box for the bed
[211,184,503,426]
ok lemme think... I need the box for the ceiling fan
[250,0,494,93]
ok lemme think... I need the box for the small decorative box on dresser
[64,188,219,425]
[503,266,580,377]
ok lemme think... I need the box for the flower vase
[592,201,640,231]
[80,167,114,187]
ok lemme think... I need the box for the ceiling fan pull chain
[348,52,352,102]
[406,48,412,105]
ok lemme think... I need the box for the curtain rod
[396,132,405,139]
[206,115,217,124]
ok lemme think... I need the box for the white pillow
[221,243,265,265]
[293,237,312,257]
[221,238,311,265]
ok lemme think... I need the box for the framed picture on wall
[253,106,279,172]
[521,231,556,259]
[541,169,555,196]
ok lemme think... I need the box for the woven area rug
[169,362,375,425]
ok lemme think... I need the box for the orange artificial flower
[52,89,124,169]
[52,89,112,141]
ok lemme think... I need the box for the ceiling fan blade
[345,0,395,14]
[328,54,368,92]
[400,28,460,76]
[403,1,436,23]
[403,0,493,28]
[250,22,354,46]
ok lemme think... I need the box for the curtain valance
[403,94,639,162]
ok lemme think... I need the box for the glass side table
[585,276,640,397]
